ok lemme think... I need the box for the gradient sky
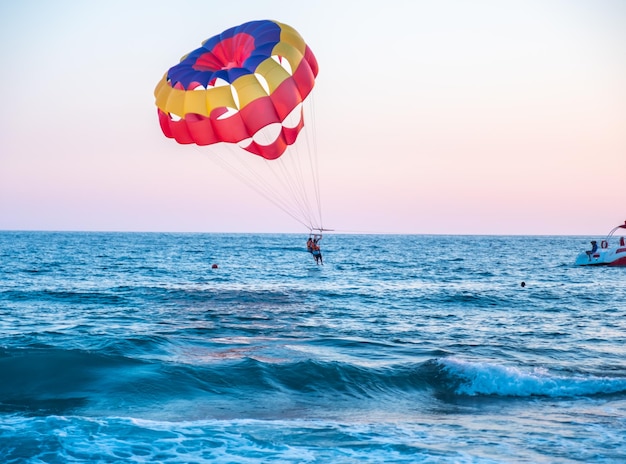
[1,0,624,234]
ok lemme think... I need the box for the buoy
[212,264,218,269]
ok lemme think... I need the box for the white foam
[440,358,626,397]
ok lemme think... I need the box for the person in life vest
[310,234,323,265]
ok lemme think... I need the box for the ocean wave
[0,348,151,414]
[437,357,626,398]
[0,346,432,414]
[3,346,625,418]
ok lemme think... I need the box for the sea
[0,231,625,463]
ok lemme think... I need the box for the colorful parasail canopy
[154,20,319,160]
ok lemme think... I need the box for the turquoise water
[1,231,625,463]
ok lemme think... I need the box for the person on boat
[586,240,598,259]
[311,234,323,265]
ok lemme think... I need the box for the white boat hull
[575,246,626,266]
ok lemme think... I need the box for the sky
[1,0,625,235]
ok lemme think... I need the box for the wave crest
[437,357,626,398]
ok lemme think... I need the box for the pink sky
[1,0,624,235]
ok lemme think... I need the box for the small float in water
[575,221,626,266]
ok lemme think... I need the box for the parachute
[154,20,324,231]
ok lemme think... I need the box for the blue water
[1,231,625,463]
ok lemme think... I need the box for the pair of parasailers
[306,234,323,265]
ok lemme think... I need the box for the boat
[574,221,626,266]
